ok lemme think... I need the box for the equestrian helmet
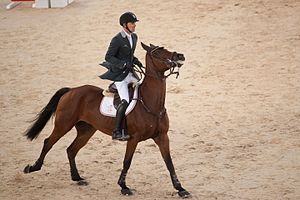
[119,12,139,26]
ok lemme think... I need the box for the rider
[99,12,143,141]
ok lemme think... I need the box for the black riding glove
[123,62,133,70]
[121,62,129,69]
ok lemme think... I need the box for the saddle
[103,82,136,109]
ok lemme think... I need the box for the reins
[133,92,166,119]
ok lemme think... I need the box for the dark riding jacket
[99,31,141,81]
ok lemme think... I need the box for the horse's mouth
[172,59,184,68]
[176,60,184,67]
[173,53,185,68]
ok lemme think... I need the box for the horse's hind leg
[67,121,96,185]
[24,119,75,174]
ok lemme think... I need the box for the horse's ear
[150,43,162,49]
[141,42,151,52]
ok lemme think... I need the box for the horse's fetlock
[118,172,127,186]
[44,138,49,145]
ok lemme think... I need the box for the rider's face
[124,22,136,32]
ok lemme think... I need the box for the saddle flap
[100,84,139,117]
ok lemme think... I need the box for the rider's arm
[105,36,127,69]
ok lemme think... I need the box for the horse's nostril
[178,54,185,61]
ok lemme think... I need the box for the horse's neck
[140,73,166,113]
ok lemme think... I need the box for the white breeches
[114,72,138,103]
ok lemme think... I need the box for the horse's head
[141,42,185,78]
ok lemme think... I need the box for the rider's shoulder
[111,32,137,43]
[109,33,123,45]
[112,32,125,42]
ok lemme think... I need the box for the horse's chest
[142,115,169,135]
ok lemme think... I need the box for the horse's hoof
[72,176,84,182]
[77,180,89,186]
[121,188,133,196]
[178,190,191,198]
[24,165,31,173]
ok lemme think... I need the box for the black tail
[24,87,71,141]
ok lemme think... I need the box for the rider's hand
[125,62,133,70]
[121,62,131,70]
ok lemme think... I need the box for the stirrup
[112,129,130,141]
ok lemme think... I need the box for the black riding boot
[112,99,130,141]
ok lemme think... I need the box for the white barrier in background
[34,0,74,8]
[6,0,74,9]
[51,0,68,8]
[32,0,49,8]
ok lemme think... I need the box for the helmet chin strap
[125,24,132,33]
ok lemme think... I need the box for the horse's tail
[24,87,71,141]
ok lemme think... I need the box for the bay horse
[23,42,190,198]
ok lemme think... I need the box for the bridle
[133,47,181,80]
[132,46,183,119]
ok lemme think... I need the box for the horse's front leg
[118,138,139,195]
[154,134,190,198]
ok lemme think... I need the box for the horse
[23,42,190,198]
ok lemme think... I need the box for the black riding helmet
[119,12,139,26]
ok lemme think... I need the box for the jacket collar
[120,31,131,48]
[120,30,136,50]
[120,30,128,38]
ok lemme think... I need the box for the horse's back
[56,85,104,112]
[73,84,104,93]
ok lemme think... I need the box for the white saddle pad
[99,84,139,117]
